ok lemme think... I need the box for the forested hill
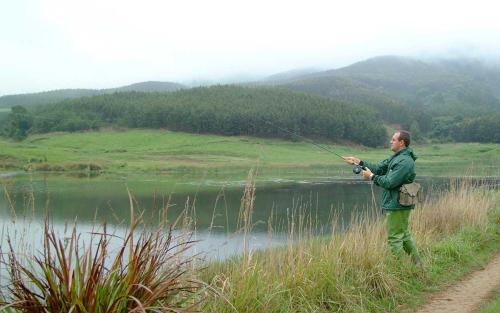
[275,75,413,125]
[278,56,500,117]
[0,81,185,108]
[262,56,500,142]
[4,56,500,143]
[12,86,387,147]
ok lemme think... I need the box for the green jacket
[362,147,417,211]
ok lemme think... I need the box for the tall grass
[0,173,498,312]
[412,178,491,242]
[203,178,498,312]
[0,194,206,312]
[237,168,256,264]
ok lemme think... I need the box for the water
[1,171,498,261]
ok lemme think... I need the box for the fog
[1,0,500,96]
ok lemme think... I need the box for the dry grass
[204,178,497,312]
[411,178,491,246]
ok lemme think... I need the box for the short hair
[397,130,411,147]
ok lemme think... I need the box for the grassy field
[0,129,499,176]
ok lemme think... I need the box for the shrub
[64,162,103,171]
[0,217,205,312]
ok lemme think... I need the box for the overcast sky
[1,0,500,96]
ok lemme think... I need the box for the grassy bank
[1,129,499,176]
[203,179,500,312]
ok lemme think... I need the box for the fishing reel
[352,164,366,175]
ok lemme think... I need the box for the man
[344,131,421,263]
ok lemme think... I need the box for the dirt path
[414,253,500,313]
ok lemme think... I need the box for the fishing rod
[256,117,366,174]
[258,117,376,208]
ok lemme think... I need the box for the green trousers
[386,209,421,263]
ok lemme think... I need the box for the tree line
[430,114,500,143]
[1,86,388,147]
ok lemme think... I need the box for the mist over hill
[0,81,185,108]
[5,55,500,119]
[262,68,321,83]
[278,56,500,117]
[3,55,500,143]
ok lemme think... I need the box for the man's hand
[362,167,373,180]
[343,156,360,165]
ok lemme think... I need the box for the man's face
[390,132,405,152]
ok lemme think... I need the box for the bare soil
[414,253,500,313]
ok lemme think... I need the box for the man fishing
[343,130,421,264]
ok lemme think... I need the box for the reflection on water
[1,173,499,260]
[0,218,287,264]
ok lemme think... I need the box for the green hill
[23,85,386,147]
[0,89,100,108]
[264,56,500,139]
[291,56,500,117]
[0,81,185,108]
[276,75,413,125]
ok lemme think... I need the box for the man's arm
[362,158,390,176]
[343,156,390,175]
[372,160,410,189]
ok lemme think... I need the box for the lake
[1,169,499,261]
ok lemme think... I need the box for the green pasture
[0,129,499,176]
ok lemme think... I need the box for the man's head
[390,130,410,152]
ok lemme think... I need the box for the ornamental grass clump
[0,210,205,312]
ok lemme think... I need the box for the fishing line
[256,117,378,207]
[255,117,345,160]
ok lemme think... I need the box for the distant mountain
[275,75,412,125]
[282,56,500,117]
[109,81,185,93]
[0,89,99,108]
[262,68,321,83]
[332,56,500,110]
[5,55,500,129]
[0,81,186,108]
